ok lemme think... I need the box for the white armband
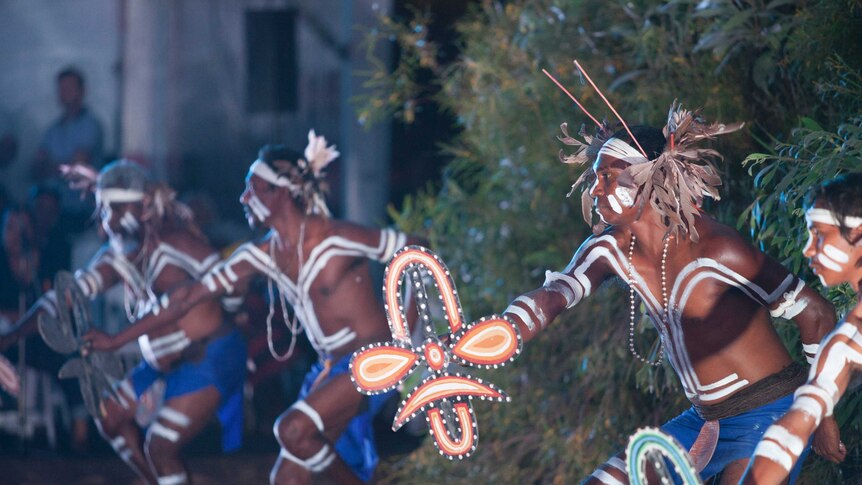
[542,270,586,309]
[802,342,819,365]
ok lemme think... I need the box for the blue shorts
[130,328,247,451]
[661,393,809,483]
[298,353,395,483]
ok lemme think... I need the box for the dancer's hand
[812,416,846,463]
[82,329,117,353]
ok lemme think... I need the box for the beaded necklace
[627,234,668,366]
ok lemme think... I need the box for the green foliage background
[362,1,862,483]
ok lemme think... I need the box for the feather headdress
[544,63,742,241]
[273,129,339,217]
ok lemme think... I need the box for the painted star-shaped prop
[38,271,125,418]
[350,246,522,459]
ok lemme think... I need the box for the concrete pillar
[120,0,175,179]
[341,0,393,225]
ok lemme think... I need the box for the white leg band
[149,422,180,443]
[279,445,336,473]
[291,401,325,433]
[158,407,190,428]
[762,425,805,456]
[157,472,188,485]
[753,440,793,472]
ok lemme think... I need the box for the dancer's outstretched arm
[0,246,121,352]
[503,234,615,342]
[83,239,264,351]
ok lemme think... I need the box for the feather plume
[622,101,743,241]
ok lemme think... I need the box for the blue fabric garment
[660,393,809,483]
[130,328,247,451]
[40,108,103,164]
[298,353,395,483]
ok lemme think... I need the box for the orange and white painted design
[349,246,522,459]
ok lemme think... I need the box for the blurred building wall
[0,0,392,226]
[0,0,121,203]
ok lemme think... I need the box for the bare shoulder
[693,218,764,269]
[158,227,216,258]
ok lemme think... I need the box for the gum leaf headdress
[544,62,743,241]
[627,101,743,241]
[273,129,340,217]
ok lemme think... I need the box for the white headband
[96,188,145,205]
[597,137,649,165]
[806,208,862,229]
[248,160,298,190]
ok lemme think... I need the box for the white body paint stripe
[291,401,324,433]
[149,422,180,442]
[592,468,626,485]
[157,472,188,485]
[790,396,824,426]
[279,445,335,472]
[607,456,626,473]
[558,235,803,403]
[763,425,805,456]
[505,305,535,332]
[158,407,191,428]
[513,296,546,328]
[753,440,792,471]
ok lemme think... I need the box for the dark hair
[809,173,862,243]
[57,67,85,89]
[256,144,307,208]
[258,144,302,169]
[611,125,667,161]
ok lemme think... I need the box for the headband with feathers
[546,64,743,242]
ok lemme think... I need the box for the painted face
[589,154,639,225]
[240,173,275,229]
[803,202,862,288]
[99,201,142,240]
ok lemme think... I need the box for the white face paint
[823,244,850,264]
[120,211,140,234]
[607,194,624,214]
[247,194,271,222]
[100,204,113,236]
[614,186,635,207]
[816,253,843,272]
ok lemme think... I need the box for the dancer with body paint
[742,173,862,484]
[2,160,247,485]
[84,131,425,485]
[502,65,843,484]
